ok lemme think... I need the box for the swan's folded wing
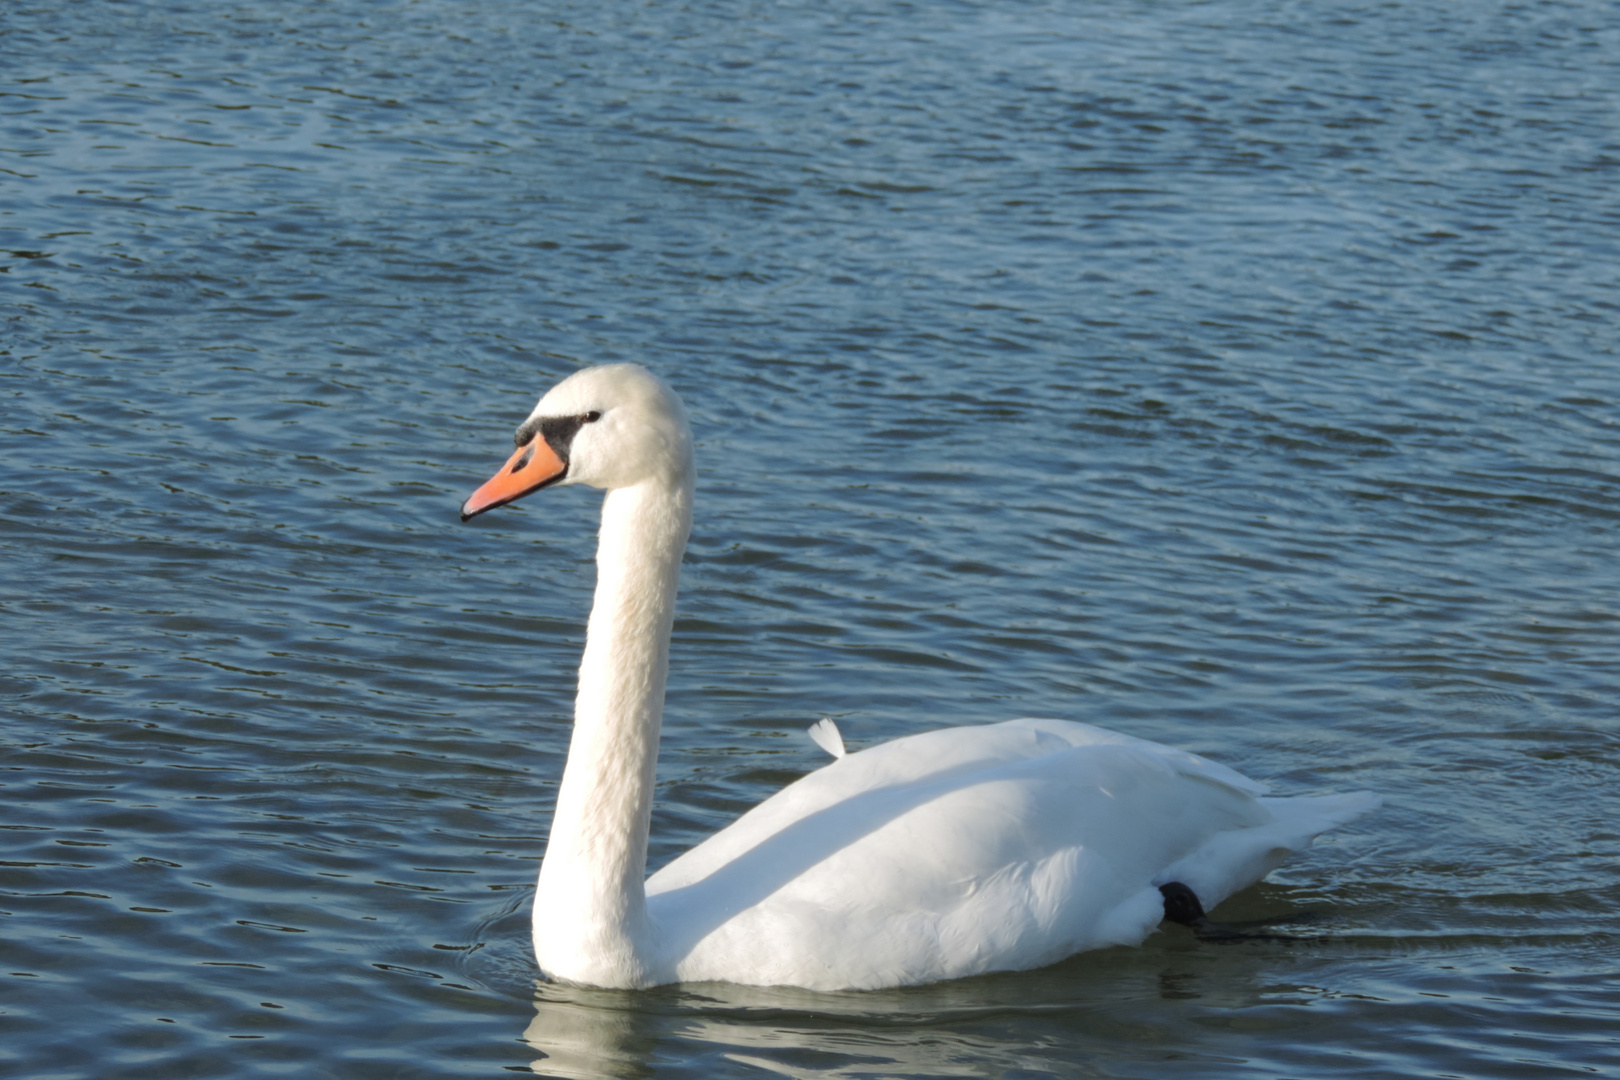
[1001,717,1270,797]
[649,718,1266,897]
[651,720,1084,894]
[647,736,1281,988]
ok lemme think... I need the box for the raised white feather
[807,718,846,759]
[466,363,1378,991]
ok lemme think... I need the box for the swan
[459,363,1378,991]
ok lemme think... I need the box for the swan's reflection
[524,979,1020,1080]
[524,983,659,1080]
[522,932,1273,1080]
[519,882,1351,1078]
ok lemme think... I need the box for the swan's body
[461,363,1377,991]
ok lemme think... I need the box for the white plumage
[806,717,847,759]
[460,363,1378,991]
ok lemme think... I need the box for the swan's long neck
[533,474,691,986]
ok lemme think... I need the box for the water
[4,0,1618,1076]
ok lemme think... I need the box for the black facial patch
[513,416,543,449]
[512,411,603,464]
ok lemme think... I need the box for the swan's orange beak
[460,437,567,521]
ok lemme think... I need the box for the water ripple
[5,0,1619,1076]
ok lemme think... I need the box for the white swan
[460,363,1378,991]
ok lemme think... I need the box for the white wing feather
[646,718,1377,989]
[807,718,846,759]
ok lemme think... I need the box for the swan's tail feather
[808,718,847,759]
[1266,789,1383,832]
[1158,790,1380,913]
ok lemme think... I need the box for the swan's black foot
[1160,881,1320,942]
[1159,881,1206,927]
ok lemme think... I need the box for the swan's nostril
[511,445,534,474]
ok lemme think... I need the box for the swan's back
[645,719,1376,990]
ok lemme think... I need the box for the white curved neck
[533,474,691,985]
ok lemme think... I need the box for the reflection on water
[521,975,1137,1080]
[526,985,658,1080]
[525,907,1620,1079]
[518,907,1349,1080]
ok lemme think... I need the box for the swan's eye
[583,411,602,423]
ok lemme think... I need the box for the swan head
[460,364,692,521]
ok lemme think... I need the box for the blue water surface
[3,1,1619,1077]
